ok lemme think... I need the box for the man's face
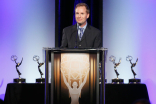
[75,6,89,27]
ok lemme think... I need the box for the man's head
[75,3,90,27]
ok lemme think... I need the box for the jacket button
[79,45,81,46]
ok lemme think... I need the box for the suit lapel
[69,24,78,40]
[71,24,77,35]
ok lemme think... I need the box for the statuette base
[129,78,141,84]
[36,78,45,83]
[14,78,26,83]
[112,78,124,84]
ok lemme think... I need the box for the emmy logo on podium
[61,54,90,104]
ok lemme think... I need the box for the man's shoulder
[63,25,76,30]
[87,25,101,32]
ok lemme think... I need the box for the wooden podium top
[43,47,108,51]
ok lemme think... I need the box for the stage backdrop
[103,0,156,104]
[0,0,55,100]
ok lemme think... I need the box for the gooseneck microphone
[74,30,78,48]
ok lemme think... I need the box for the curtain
[55,0,103,47]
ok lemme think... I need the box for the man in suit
[61,3,102,48]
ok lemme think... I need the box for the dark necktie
[79,28,84,40]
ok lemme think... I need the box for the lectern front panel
[53,53,98,104]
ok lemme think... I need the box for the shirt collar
[77,22,87,30]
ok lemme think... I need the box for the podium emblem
[61,53,90,104]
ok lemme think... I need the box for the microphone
[74,30,78,48]
[84,34,88,48]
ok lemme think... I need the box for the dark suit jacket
[61,24,102,48]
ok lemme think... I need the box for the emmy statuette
[11,55,26,83]
[109,55,124,84]
[33,55,45,83]
[126,55,141,84]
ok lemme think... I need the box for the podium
[43,47,108,104]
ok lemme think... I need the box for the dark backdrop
[55,0,103,47]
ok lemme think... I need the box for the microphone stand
[74,31,78,48]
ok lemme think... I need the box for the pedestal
[43,47,108,104]
[129,78,141,84]
[14,78,26,83]
[112,78,124,84]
